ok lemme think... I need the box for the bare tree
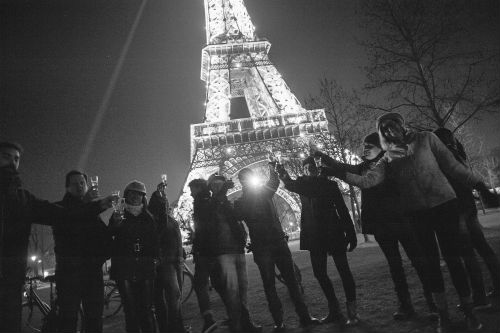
[305,78,373,238]
[360,0,500,131]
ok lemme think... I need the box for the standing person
[316,133,437,320]
[277,156,359,326]
[149,182,186,333]
[324,113,496,332]
[234,163,320,332]
[206,174,261,333]
[108,181,159,333]
[189,178,219,333]
[0,141,115,333]
[53,170,112,333]
[434,127,500,303]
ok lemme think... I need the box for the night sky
[1,0,499,202]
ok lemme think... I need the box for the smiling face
[0,147,20,170]
[66,174,88,199]
[125,190,145,205]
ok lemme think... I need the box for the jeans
[117,279,156,333]
[410,200,471,298]
[457,213,487,301]
[465,212,500,292]
[155,262,183,332]
[215,254,250,331]
[253,241,309,325]
[374,219,432,303]
[57,266,104,333]
[0,280,22,332]
[310,250,356,305]
[193,255,219,318]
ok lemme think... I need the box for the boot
[433,292,451,333]
[460,300,483,332]
[424,291,439,321]
[392,300,415,320]
[299,315,321,327]
[202,314,217,333]
[321,300,346,325]
[345,300,360,326]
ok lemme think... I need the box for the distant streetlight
[31,255,37,262]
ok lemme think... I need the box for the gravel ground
[101,209,500,333]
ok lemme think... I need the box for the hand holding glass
[89,176,99,188]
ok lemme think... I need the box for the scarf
[384,143,409,162]
[125,203,143,217]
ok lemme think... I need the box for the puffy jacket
[342,131,482,213]
[108,209,159,281]
[322,153,405,235]
[53,193,112,271]
[148,193,184,263]
[283,176,356,251]
[233,167,286,251]
[0,167,103,283]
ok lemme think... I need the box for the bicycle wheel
[22,300,50,332]
[103,282,122,319]
[181,270,194,304]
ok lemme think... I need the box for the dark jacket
[148,194,184,263]
[233,167,286,251]
[323,154,405,235]
[0,167,103,283]
[108,209,159,281]
[283,176,356,251]
[191,190,246,256]
[53,193,112,272]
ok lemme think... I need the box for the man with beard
[0,141,115,332]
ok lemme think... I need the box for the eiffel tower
[175,0,330,230]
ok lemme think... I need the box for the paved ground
[23,209,500,333]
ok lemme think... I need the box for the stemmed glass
[89,176,99,188]
[314,155,322,175]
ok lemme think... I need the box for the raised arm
[263,164,279,197]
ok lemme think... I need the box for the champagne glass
[274,151,282,165]
[89,176,99,188]
[161,174,168,185]
[117,198,126,220]
[314,156,322,175]
[111,190,120,210]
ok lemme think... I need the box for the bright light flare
[31,256,37,262]
[248,174,262,187]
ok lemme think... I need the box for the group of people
[0,110,499,333]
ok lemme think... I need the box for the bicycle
[102,262,195,319]
[22,275,84,332]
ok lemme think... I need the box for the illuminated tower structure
[175,0,330,229]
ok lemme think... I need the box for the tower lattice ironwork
[175,0,331,230]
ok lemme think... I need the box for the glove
[276,164,290,180]
[476,182,499,208]
[346,229,357,252]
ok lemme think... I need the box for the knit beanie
[376,112,405,130]
[363,132,381,148]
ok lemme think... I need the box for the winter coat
[108,209,159,281]
[342,131,482,213]
[53,193,112,272]
[0,168,103,283]
[323,154,405,235]
[233,168,286,251]
[283,176,356,252]
[148,194,184,264]
[191,191,246,256]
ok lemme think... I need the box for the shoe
[461,303,483,332]
[456,298,492,311]
[321,311,346,325]
[299,316,321,327]
[435,310,452,333]
[273,323,286,332]
[202,318,218,333]
[393,300,415,320]
[241,322,263,333]
[487,289,499,299]
[346,301,360,326]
